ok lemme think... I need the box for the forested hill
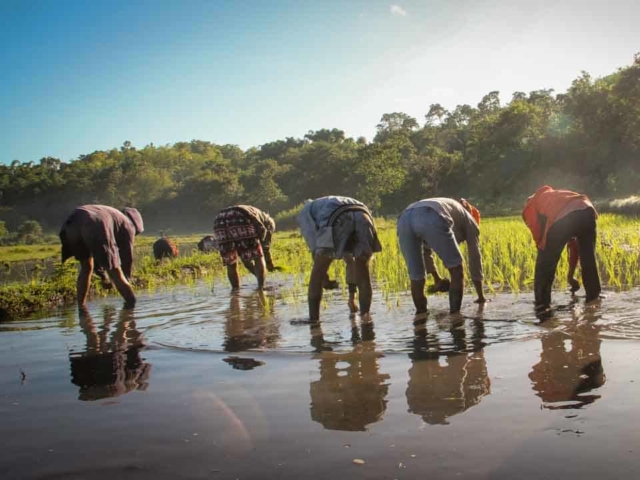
[1,56,639,233]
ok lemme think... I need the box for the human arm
[119,236,134,280]
[423,243,450,293]
[262,233,276,272]
[522,202,546,247]
[465,226,486,303]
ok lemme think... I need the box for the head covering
[459,198,481,225]
[122,207,144,235]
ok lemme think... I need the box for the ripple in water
[5,279,640,355]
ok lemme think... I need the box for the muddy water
[2,276,640,479]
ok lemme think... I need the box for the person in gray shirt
[397,198,486,314]
[298,196,382,322]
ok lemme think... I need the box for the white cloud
[390,5,407,17]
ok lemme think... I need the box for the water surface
[2,277,640,479]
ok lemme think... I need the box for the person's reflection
[223,290,279,354]
[308,321,390,431]
[406,316,490,425]
[529,310,605,409]
[69,307,151,401]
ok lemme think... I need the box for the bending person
[297,196,382,322]
[522,186,601,312]
[397,197,485,314]
[60,205,144,308]
[213,205,276,290]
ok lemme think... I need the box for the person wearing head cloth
[213,205,276,290]
[297,196,382,322]
[397,197,486,315]
[60,205,144,308]
[522,186,601,313]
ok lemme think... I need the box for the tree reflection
[406,316,490,425]
[529,310,605,409]
[308,321,390,431]
[69,307,151,401]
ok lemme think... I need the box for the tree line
[1,55,639,233]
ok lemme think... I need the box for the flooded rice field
[2,274,640,479]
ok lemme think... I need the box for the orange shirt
[522,186,596,250]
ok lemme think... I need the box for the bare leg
[227,263,240,290]
[254,256,267,289]
[77,257,94,308]
[309,255,333,322]
[354,256,372,317]
[448,265,464,314]
[106,266,136,308]
[344,255,358,313]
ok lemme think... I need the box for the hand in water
[323,279,340,290]
[427,278,450,294]
[568,277,581,293]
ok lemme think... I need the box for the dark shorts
[213,208,263,266]
[60,211,122,271]
[315,211,382,260]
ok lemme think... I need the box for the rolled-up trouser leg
[576,208,601,301]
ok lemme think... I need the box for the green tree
[17,220,43,243]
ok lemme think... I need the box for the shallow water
[2,276,640,479]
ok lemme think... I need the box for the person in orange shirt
[522,186,601,313]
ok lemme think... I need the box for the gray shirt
[405,198,483,281]
[297,196,366,254]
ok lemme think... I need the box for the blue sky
[1,0,638,164]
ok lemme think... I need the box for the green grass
[270,214,640,307]
[1,214,639,321]
[0,245,60,262]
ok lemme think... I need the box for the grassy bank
[1,214,639,321]
[0,249,229,321]
[0,244,60,263]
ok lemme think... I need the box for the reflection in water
[223,356,266,370]
[529,308,605,409]
[69,307,151,401]
[309,321,390,431]
[223,291,280,353]
[406,316,490,425]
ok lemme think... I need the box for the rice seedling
[1,214,638,320]
[271,213,640,308]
